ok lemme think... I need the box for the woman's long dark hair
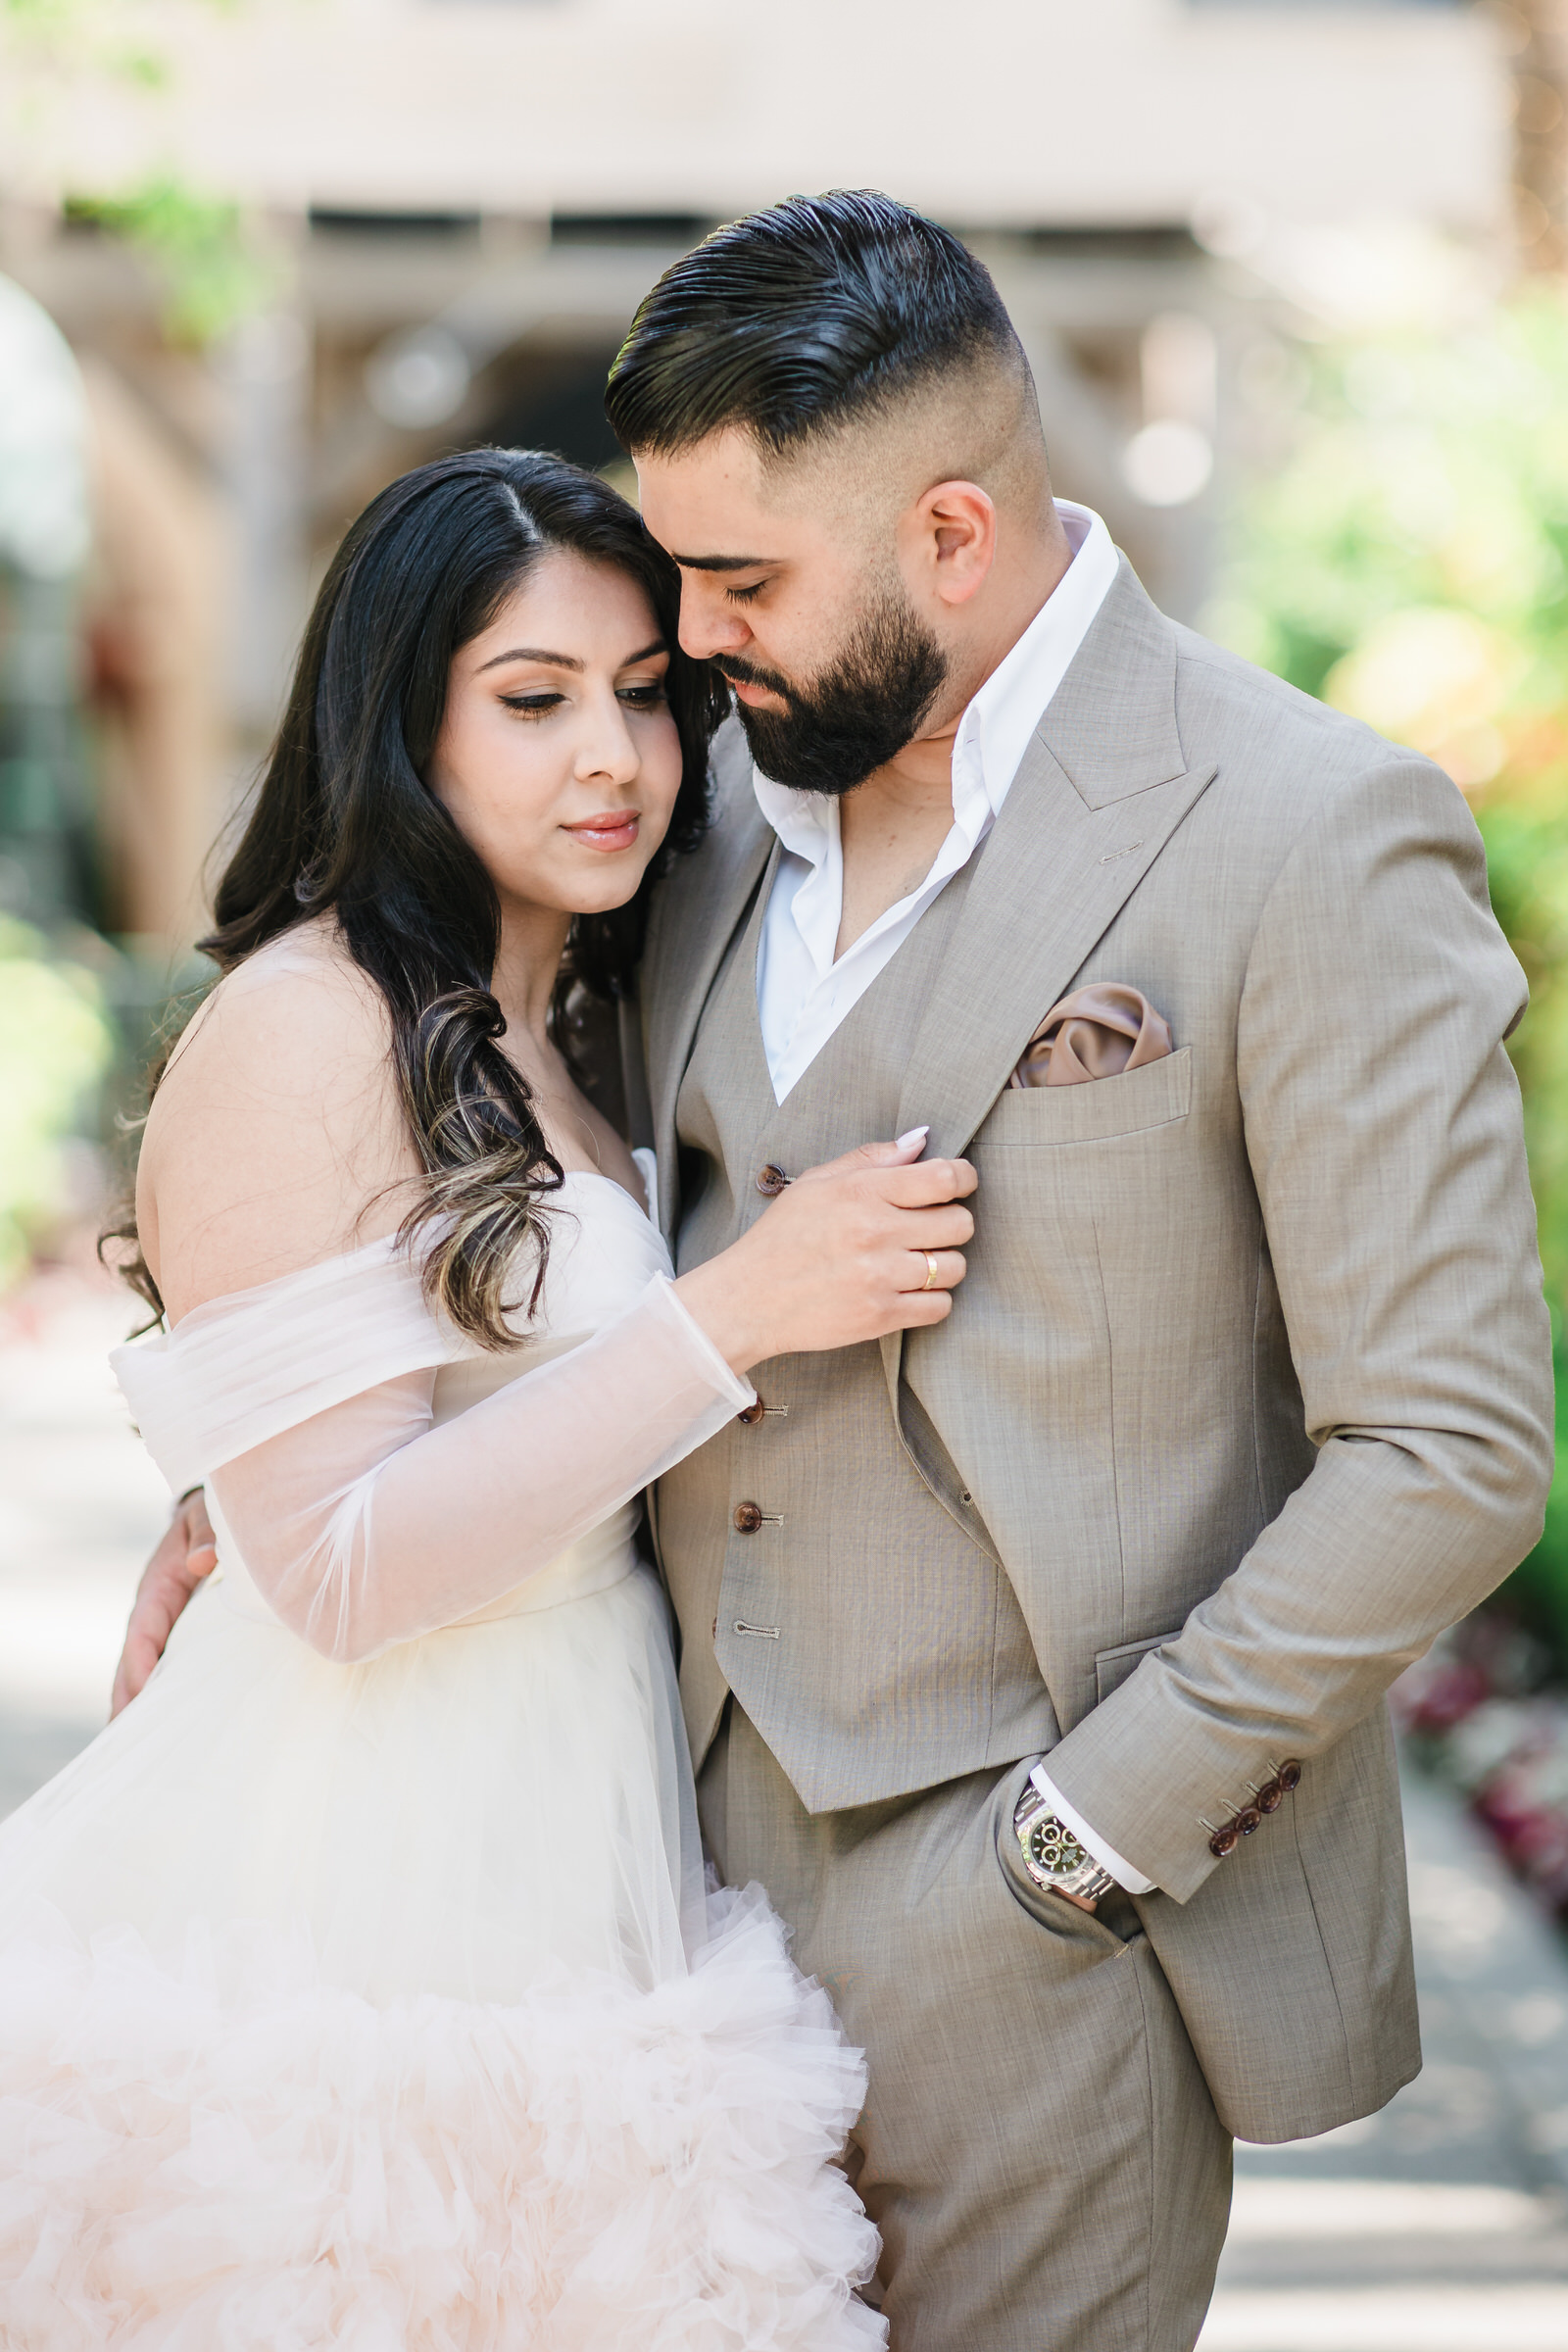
[112,448,724,1347]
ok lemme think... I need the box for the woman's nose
[577,699,641,784]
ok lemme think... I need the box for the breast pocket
[980,1047,1192,1148]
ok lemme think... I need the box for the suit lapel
[883,561,1217,1403]
[890,746,1216,1155]
[893,561,1214,1156]
[643,720,772,1249]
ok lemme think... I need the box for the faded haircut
[604,190,1025,461]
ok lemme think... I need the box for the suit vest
[657,848,1057,1814]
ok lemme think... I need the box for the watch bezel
[1012,1781,1116,1903]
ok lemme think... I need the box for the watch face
[1024,1814,1088,1882]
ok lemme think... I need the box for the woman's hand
[673,1130,977,1374]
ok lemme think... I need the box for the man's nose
[678,584,751,662]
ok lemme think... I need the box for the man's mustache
[713,655,798,703]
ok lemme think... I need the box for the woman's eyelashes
[497,679,666,720]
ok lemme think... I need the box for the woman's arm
[208,1274,748,1661]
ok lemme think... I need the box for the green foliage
[4,0,270,346]
[68,178,279,346]
[1215,288,1568,1650]
[0,918,113,1287]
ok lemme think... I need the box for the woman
[0,450,974,2346]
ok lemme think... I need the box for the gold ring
[921,1252,940,1292]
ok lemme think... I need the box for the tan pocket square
[1009,983,1174,1090]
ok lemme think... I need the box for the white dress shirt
[755,500,1118,1104]
[750,499,1155,1896]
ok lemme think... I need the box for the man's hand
[110,1490,218,1718]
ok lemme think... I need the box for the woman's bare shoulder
[166,917,387,1066]
[141,918,419,1319]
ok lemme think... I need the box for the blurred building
[0,0,1516,950]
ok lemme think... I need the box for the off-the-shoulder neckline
[148,1166,655,1342]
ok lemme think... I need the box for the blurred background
[7,2,1568,2343]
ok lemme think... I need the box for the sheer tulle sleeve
[113,1250,752,1664]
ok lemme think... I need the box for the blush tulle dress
[0,1157,884,2349]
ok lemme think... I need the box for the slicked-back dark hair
[605,190,1023,459]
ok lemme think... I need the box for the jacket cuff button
[1278,1759,1302,1792]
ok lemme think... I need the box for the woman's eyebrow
[476,638,666,675]
[477,645,583,673]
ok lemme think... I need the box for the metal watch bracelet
[1013,1769,1117,1905]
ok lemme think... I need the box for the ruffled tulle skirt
[0,1544,884,2348]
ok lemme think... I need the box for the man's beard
[716,584,949,798]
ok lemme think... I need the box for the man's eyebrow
[475,639,667,675]
[669,554,775,573]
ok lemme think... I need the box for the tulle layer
[0,1559,709,2003]
[0,1887,885,2351]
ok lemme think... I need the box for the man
[122,193,1553,2348]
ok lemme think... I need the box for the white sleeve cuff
[1029,1766,1157,1895]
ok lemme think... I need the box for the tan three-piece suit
[629,560,1554,2349]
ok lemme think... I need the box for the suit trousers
[698,1702,1234,2351]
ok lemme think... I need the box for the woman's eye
[618,682,667,708]
[500,692,564,717]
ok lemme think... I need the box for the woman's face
[427,549,685,919]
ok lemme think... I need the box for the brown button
[1278,1759,1302,1793]
[732,1501,764,1534]
[710,1617,717,1639]
[1256,1781,1283,1814]
[756,1163,789,1197]
[1236,1806,1262,1838]
[736,1398,766,1426]
[1209,1827,1240,1859]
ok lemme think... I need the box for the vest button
[756,1163,789,1197]
[732,1501,764,1534]
[737,1398,766,1426]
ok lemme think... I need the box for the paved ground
[1203,1771,1568,2350]
[5,1259,1568,2348]
[0,1259,167,1816]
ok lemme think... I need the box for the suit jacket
[636,558,1553,2134]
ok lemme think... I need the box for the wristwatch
[1013,1767,1116,1905]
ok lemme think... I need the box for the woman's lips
[564,810,641,853]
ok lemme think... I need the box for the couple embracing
[0,193,1550,2351]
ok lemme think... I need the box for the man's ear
[905,479,997,610]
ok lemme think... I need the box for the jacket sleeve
[1042,755,1554,1901]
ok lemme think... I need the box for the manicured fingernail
[897,1126,930,1150]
